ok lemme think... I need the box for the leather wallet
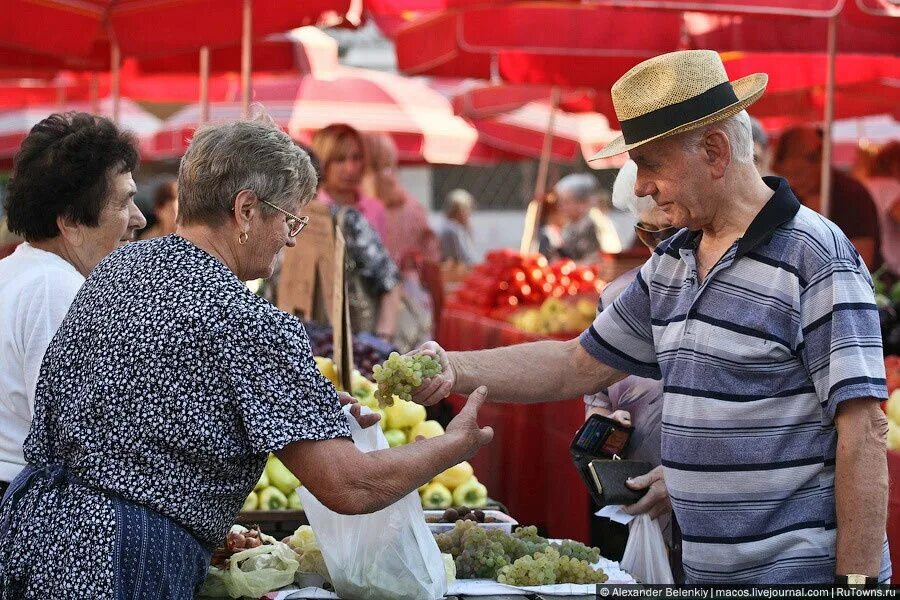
[583,459,652,507]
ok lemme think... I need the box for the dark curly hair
[4,112,139,242]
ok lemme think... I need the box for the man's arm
[449,338,627,403]
[834,397,888,577]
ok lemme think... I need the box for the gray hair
[177,114,317,226]
[749,115,768,150]
[445,188,474,217]
[553,173,599,203]
[612,160,655,218]
[679,110,755,165]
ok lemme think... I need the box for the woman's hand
[622,465,671,519]
[607,409,632,427]
[337,392,381,429]
[408,341,456,407]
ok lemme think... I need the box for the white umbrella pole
[111,41,121,123]
[199,46,210,124]
[520,87,560,254]
[241,0,252,118]
[819,14,837,218]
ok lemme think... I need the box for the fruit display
[447,250,604,316]
[427,507,501,524]
[304,321,394,379]
[508,297,597,336]
[372,351,442,407]
[434,520,606,584]
[241,357,491,511]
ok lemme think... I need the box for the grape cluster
[496,547,558,586]
[553,539,601,564]
[373,352,442,407]
[435,521,606,585]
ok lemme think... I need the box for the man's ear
[56,214,84,247]
[702,128,731,179]
[232,189,258,228]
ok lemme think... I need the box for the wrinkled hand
[407,341,456,407]
[337,392,381,429]
[445,386,494,454]
[622,465,671,520]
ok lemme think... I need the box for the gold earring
[239,232,249,245]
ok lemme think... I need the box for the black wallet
[581,458,652,507]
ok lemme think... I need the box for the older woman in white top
[0,112,146,496]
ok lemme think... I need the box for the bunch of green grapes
[554,554,608,584]
[485,528,529,561]
[496,547,558,586]
[373,352,442,407]
[454,526,509,579]
[511,525,550,556]
[434,519,478,557]
[553,539,601,564]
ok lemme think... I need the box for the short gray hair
[749,115,768,150]
[177,114,317,226]
[612,160,655,218]
[445,188,474,217]
[679,110,754,165]
[554,173,599,202]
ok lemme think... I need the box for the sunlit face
[77,170,145,273]
[323,137,364,195]
[629,136,716,231]
[242,195,303,281]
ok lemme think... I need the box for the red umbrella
[3,0,352,58]
[148,68,512,165]
[0,98,160,162]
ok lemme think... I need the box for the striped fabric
[580,177,890,584]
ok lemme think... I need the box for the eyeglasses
[258,198,309,237]
[634,222,677,249]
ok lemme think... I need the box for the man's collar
[733,176,800,259]
[658,176,799,259]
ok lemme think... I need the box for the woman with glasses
[583,160,679,576]
[0,116,494,599]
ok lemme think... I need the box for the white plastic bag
[620,513,674,584]
[298,406,448,600]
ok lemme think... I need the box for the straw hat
[590,50,768,160]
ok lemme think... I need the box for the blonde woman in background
[439,189,478,266]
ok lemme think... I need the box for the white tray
[424,510,519,534]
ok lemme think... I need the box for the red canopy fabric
[393,1,898,84]
[3,0,351,59]
[148,69,513,165]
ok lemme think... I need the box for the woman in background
[139,177,178,239]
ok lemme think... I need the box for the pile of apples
[447,250,604,316]
[508,297,598,336]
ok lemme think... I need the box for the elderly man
[555,173,624,260]
[413,50,890,585]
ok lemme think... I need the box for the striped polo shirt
[580,177,890,584]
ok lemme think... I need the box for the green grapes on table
[511,525,550,556]
[552,539,601,564]
[554,554,609,584]
[454,526,509,579]
[496,547,558,586]
[373,352,442,408]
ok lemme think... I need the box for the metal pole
[819,15,837,218]
[111,41,121,123]
[241,0,252,118]
[89,73,100,113]
[199,46,210,124]
[520,87,560,254]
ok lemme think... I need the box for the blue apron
[1,464,211,599]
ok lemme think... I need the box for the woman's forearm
[375,285,402,336]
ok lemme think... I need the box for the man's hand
[337,392,381,429]
[607,410,632,427]
[622,465,671,519]
[408,341,457,406]
[445,386,494,454]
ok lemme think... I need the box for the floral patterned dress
[0,235,350,599]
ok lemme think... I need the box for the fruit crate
[237,510,308,541]
[424,509,518,534]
